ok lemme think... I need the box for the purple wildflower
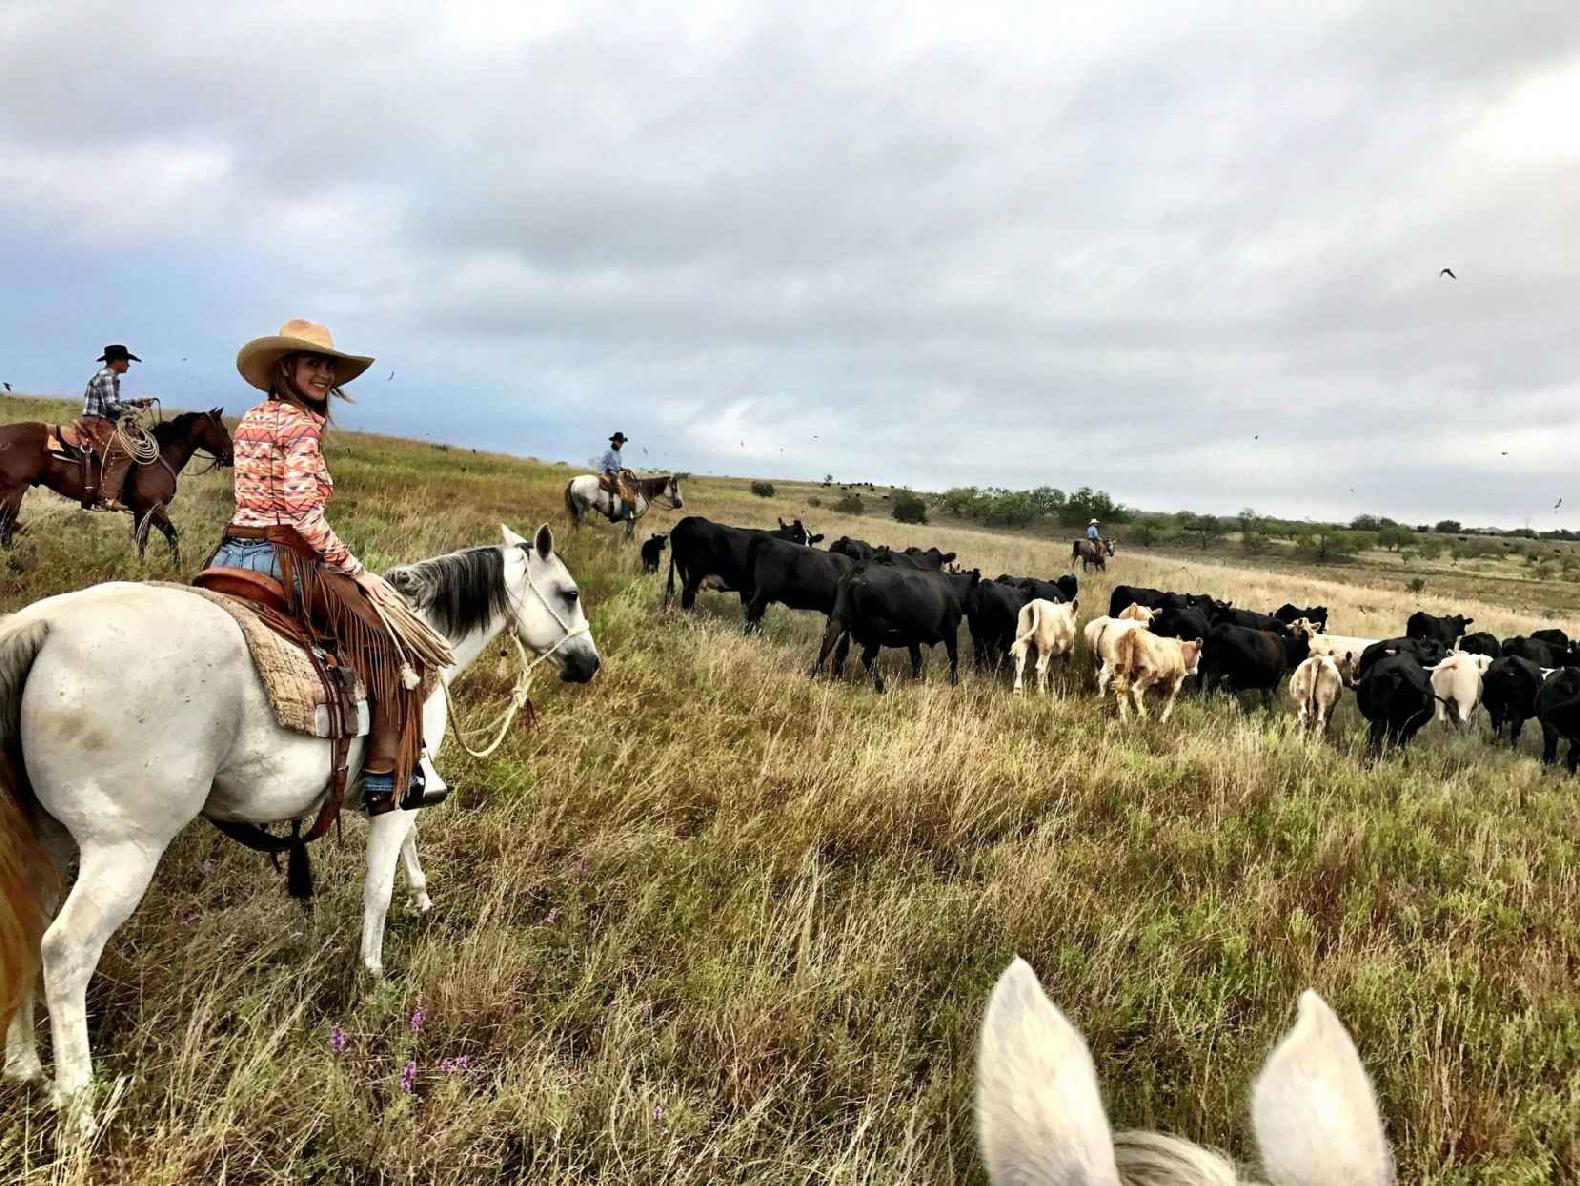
[401,1060,417,1094]
[329,1024,348,1055]
[455,1055,470,1070]
[544,907,561,926]
[652,1103,665,1124]
[439,1055,471,1074]
[409,1006,426,1032]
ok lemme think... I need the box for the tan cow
[1083,615,1155,696]
[1290,653,1352,733]
[1111,628,1201,721]
[1117,602,1157,622]
[1010,598,1080,695]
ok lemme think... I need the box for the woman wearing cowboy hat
[208,319,439,813]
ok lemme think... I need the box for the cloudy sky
[3,2,1578,527]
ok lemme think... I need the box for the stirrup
[402,752,450,810]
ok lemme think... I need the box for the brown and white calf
[1009,598,1079,695]
[1111,629,1202,722]
[1083,614,1155,696]
[1289,652,1353,732]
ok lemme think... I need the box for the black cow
[966,579,1035,670]
[665,516,818,610]
[639,532,667,574]
[1481,656,1543,746]
[1199,623,1310,704]
[1405,611,1474,647]
[1273,603,1330,631]
[1531,628,1571,650]
[1356,636,1448,679]
[994,573,1078,604]
[813,564,980,692]
[1455,632,1501,660]
[1535,667,1580,772]
[1149,605,1212,642]
[744,536,854,633]
[1501,636,1561,669]
[1355,653,1435,750]
[829,536,875,561]
[1210,605,1291,635]
[872,545,956,570]
[1108,585,1166,617]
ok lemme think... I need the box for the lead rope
[441,569,590,760]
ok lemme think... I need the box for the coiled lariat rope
[114,404,162,465]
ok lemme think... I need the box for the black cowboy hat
[609,432,628,445]
[98,344,141,363]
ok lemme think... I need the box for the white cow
[1432,650,1491,726]
[1009,598,1079,695]
[1290,653,1353,733]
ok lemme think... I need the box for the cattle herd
[659,514,1580,769]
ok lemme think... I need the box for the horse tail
[0,617,51,1031]
[563,479,579,524]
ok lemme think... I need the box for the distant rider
[599,431,636,522]
[81,344,153,510]
[1087,519,1101,544]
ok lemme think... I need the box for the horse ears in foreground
[500,524,527,548]
[974,958,1393,1186]
[534,523,554,558]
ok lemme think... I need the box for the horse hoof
[407,892,434,915]
[2,1055,44,1085]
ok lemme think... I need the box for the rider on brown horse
[599,431,638,522]
[81,344,154,510]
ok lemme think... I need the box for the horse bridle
[441,549,591,759]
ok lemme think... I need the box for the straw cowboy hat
[236,319,375,393]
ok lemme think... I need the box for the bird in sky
[387,370,395,381]
[641,446,648,455]
[1439,268,1457,279]
[2,383,9,393]
[1555,498,1564,511]
[1501,450,1509,456]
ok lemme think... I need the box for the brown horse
[0,409,233,558]
[1072,536,1115,573]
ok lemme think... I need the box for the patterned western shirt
[82,367,127,420]
[229,399,364,575]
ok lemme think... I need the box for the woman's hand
[353,569,402,606]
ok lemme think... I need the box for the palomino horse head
[976,959,1394,1186]
[500,523,600,683]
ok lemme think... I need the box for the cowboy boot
[99,449,134,511]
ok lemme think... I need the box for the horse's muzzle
[558,648,600,684]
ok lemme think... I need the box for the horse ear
[976,959,1120,1186]
[1252,992,1392,1186]
[501,524,527,548]
[534,523,554,559]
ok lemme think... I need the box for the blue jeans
[208,537,283,581]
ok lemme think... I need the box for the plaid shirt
[229,399,364,575]
[82,367,127,420]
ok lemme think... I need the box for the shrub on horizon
[750,481,776,499]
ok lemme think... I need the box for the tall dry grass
[0,395,1574,1184]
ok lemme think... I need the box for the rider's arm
[277,414,365,577]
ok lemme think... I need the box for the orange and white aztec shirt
[229,399,364,575]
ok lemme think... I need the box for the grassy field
[0,394,1576,1184]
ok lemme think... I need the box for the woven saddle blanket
[149,582,369,739]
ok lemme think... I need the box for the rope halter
[443,556,592,760]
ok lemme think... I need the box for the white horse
[976,958,1395,1185]
[563,472,683,538]
[0,523,598,1131]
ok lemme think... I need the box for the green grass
[0,394,1576,1183]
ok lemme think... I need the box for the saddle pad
[148,582,369,739]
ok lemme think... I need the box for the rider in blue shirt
[1086,519,1100,542]
[599,431,634,521]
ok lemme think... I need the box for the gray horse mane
[385,546,509,639]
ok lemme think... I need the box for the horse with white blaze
[0,523,597,1133]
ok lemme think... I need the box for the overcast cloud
[3,1,1579,526]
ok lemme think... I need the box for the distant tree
[1435,519,1462,534]
[1177,512,1223,551]
[750,481,776,498]
[1029,486,1066,517]
[834,492,864,514]
[890,490,928,524]
[1132,521,1160,549]
[1295,530,1359,563]
[1060,486,1130,527]
[822,473,834,487]
[1407,577,1427,594]
[1378,524,1414,552]
[1350,513,1382,532]
[1238,508,1269,553]
[940,487,982,520]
